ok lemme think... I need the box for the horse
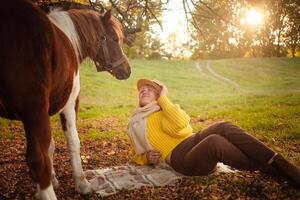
[0,0,131,199]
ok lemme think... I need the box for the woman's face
[138,85,159,107]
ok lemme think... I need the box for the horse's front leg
[60,96,91,194]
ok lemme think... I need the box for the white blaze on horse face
[60,71,92,194]
[48,10,82,63]
[35,184,57,200]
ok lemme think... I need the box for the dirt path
[196,61,241,90]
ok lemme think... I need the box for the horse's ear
[102,10,111,25]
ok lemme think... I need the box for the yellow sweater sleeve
[133,153,148,165]
[157,95,192,138]
[129,140,148,165]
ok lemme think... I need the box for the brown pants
[170,122,276,176]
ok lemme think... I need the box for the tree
[33,0,164,49]
[284,0,300,57]
[190,0,248,59]
[109,0,164,58]
[254,0,288,57]
[32,0,300,59]
[189,0,300,59]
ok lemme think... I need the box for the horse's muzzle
[115,66,131,80]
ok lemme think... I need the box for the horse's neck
[48,10,82,62]
[68,10,102,62]
[48,9,102,63]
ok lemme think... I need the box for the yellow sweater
[133,95,193,165]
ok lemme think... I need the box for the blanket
[84,162,237,197]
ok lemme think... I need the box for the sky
[154,1,264,57]
[97,0,193,57]
[152,0,193,57]
[98,0,264,57]
[158,0,189,42]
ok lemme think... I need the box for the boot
[270,154,300,188]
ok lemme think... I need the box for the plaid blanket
[84,162,236,197]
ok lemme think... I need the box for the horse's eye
[100,35,106,41]
[113,37,119,42]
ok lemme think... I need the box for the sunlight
[153,0,192,58]
[243,8,264,26]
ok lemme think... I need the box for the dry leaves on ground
[0,136,299,200]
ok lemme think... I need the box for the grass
[1,57,300,161]
[1,57,300,198]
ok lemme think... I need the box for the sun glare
[244,8,264,26]
[153,0,192,58]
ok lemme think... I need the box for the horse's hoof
[35,184,57,200]
[75,178,92,194]
[51,176,59,189]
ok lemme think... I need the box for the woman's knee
[183,135,223,176]
[215,121,233,128]
[212,121,234,135]
[202,134,225,147]
[196,121,235,142]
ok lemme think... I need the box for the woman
[127,79,300,188]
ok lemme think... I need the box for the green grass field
[1,57,300,199]
[1,58,300,160]
[82,57,300,154]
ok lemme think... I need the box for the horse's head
[93,10,131,80]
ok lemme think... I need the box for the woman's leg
[195,122,275,165]
[194,121,300,187]
[182,134,259,175]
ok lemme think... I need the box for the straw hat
[137,79,163,94]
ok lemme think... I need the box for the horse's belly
[48,72,80,116]
[0,98,20,120]
[48,90,71,116]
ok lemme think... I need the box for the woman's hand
[160,84,168,97]
[146,150,161,164]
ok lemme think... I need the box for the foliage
[32,0,91,5]
[123,32,165,59]
[190,0,300,59]
[108,0,164,59]
[32,0,164,58]
[191,0,246,59]
[284,0,300,57]
[29,0,300,59]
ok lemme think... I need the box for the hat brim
[137,79,162,93]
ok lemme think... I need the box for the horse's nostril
[126,67,131,76]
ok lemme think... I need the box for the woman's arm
[130,141,161,165]
[133,151,161,165]
[133,153,148,165]
[157,95,192,137]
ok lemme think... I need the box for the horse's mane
[43,2,123,41]
[106,14,124,41]
[40,2,97,13]
[68,9,124,41]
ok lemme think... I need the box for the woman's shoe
[270,154,300,189]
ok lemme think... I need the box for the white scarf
[127,101,161,154]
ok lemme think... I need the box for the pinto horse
[0,0,131,199]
